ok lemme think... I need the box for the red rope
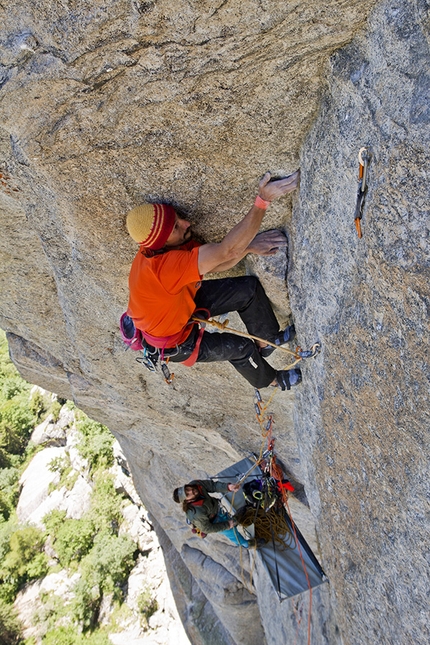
[263,412,313,645]
[253,391,314,645]
[284,494,313,645]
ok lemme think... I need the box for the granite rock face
[289,3,430,644]
[1,1,428,644]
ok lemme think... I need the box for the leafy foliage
[0,332,34,462]
[81,532,136,595]
[29,389,48,422]
[42,625,111,645]
[0,333,28,395]
[0,467,19,520]
[71,532,136,629]
[137,587,158,626]
[0,331,144,640]
[0,398,35,455]
[47,453,78,493]
[76,417,114,473]
[88,473,123,535]
[0,598,22,645]
[0,525,48,601]
[42,509,67,535]
[53,518,96,568]
[49,400,62,423]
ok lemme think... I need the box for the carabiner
[296,342,321,359]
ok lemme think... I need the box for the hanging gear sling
[120,308,210,383]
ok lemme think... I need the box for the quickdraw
[296,343,321,359]
[160,360,174,385]
[135,347,157,372]
[136,352,174,385]
[354,146,371,238]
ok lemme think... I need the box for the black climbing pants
[168,276,280,388]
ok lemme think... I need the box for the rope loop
[191,316,321,364]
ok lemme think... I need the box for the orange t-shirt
[127,240,203,345]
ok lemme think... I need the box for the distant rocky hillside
[1,1,429,644]
[13,393,190,644]
[0,339,189,645]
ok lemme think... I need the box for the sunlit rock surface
[1,1,428,644]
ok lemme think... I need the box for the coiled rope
[239,505,295,548]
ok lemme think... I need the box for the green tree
[0,332,23,390]
[0,599,22,645]
[80,532,136,597]
[76,417,114,473]
[54,518,95,568]
[137,586,158,625]
[0,467,20,521]
[42,625,111,645]
[49,400,62,423]
[0,330,35,462]
[0,398,34,454]
[0,525,48,601]
[30,389,47,422]
[70,577,102,632]
[42,626,78,645]
[70,531,136,629]
[42,509,67,534]
[88,473,123,535]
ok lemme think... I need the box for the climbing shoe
[275,367,302,391]
[260,324,296,358]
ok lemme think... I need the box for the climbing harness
[120,309,213,385]
[122,308,320,385]
[354,146,371,238]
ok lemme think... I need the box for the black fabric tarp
[215,456,326,600]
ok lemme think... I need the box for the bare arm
[198,171,299,275]
[209,230,288,273]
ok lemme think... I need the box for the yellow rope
[192,316,302,369]
[239,506,295,548]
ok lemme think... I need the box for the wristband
[254,195,271,210]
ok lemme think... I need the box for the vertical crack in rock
[290,2,429,644]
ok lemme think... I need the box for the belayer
[125,171,301,390]
[173,479,263,547]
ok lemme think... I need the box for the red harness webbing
[181,326,205,367]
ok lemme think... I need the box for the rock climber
[125,171,301,391]
[173,479,260,547]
